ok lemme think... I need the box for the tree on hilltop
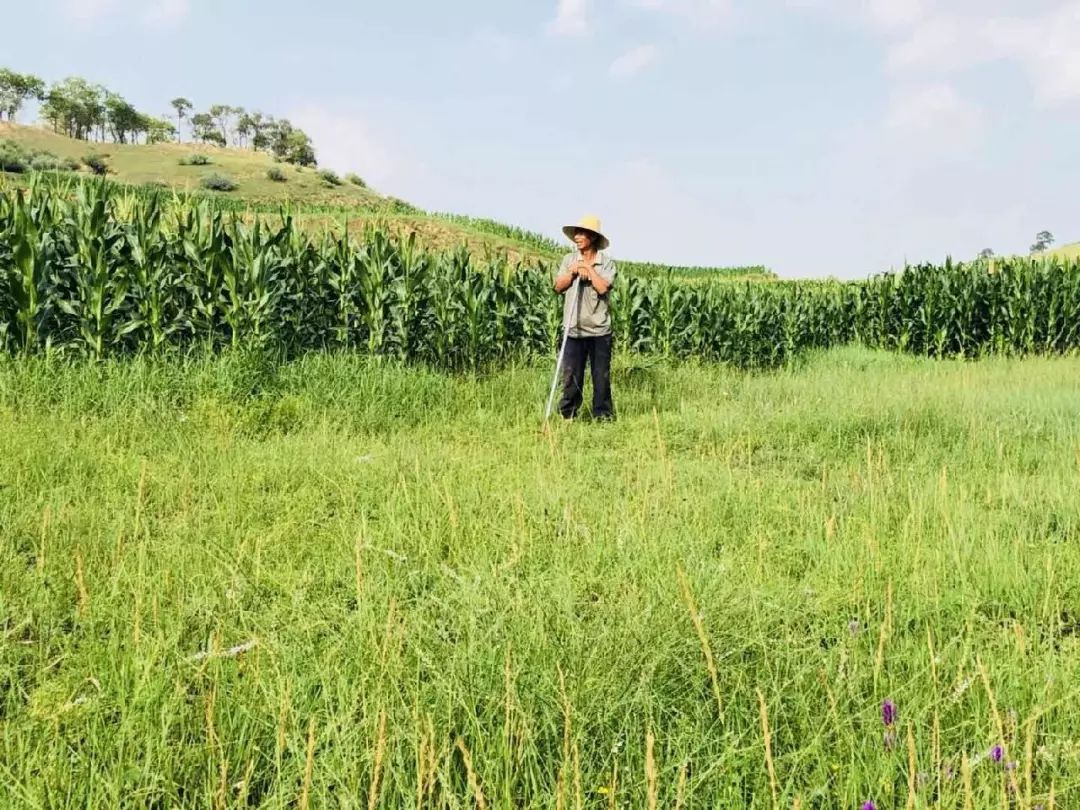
[190,112,225,146]
[105,92,141,143]
[208,104,246,146]
[170,97,192,143]
[0,68,46,122]
[237,110,264,149]
[252,113,274,152]
[1030,230,1054,254]
[228,106,246,146]
[41,77,106,140]
[143,115,177,144]
[4,65,319,163]
[268,118,317,167]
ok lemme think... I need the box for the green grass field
[3,346,1079,807]
[0,122,383,206]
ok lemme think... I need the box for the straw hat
[562,214,610,251]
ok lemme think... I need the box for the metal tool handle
[543,276,584,423]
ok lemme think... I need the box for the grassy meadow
[3,346,1080,808]
[1048,243,1080,261]
[0,122,383,206]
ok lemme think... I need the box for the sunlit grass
[2,346,1079,807]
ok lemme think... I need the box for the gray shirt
[556,250,617,338]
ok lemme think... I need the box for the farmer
[553,215,617,421]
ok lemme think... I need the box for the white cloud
[632,0,733,26]
[548,0,589,36]
[60,0,120,21]
[610,44,660,78]
[884,82,985,150]
[785,0,915,29]
[885,15,969,74]
[288,106,423,195]
[800,0,1080,106]
[907,3,1080,104]
[886,3,1080,104]
[1022,4,1080,103]
[866,0,928,29]
[142,0,190,27]
[59,0,189,26]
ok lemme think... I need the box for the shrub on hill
[267,167,288,183]
[30,155,64,172]
[385,197,421,215]
[345,172,366,188]
[0,139,80,175]
[201,173,238,192]
[83,154,110,176]
[319,169,342,186]
[0,141,29,173]
[179,154,212,166]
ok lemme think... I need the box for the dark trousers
[558,334,615,420]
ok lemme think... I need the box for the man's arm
[554,256,577,293]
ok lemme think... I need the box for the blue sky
[7,0,1080,277]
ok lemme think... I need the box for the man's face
[573,229,594,251]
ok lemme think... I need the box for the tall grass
[1,347,1077,807]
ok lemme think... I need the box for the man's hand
[555,259,595,293]
[554,268,575,293]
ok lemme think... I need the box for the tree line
[167,98,315,166]
[0,67,317,167]
[977,231,1056,260]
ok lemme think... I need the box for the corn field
[3,177,1080,367]
[618,260,775,280]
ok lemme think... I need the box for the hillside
[0,122,775,277]
[1,122,384,206]
[1048,242,1080,260]
[0,122,566,263]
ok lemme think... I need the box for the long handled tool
[543,274,584,424]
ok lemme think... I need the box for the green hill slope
[1,122,566,262]
[1,122,384,206]
[1,122,774,277]
[1047,242,1080,260]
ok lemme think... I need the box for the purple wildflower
[990,745,1004,764]
[882,699,896,727]
[862,802,877,810]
